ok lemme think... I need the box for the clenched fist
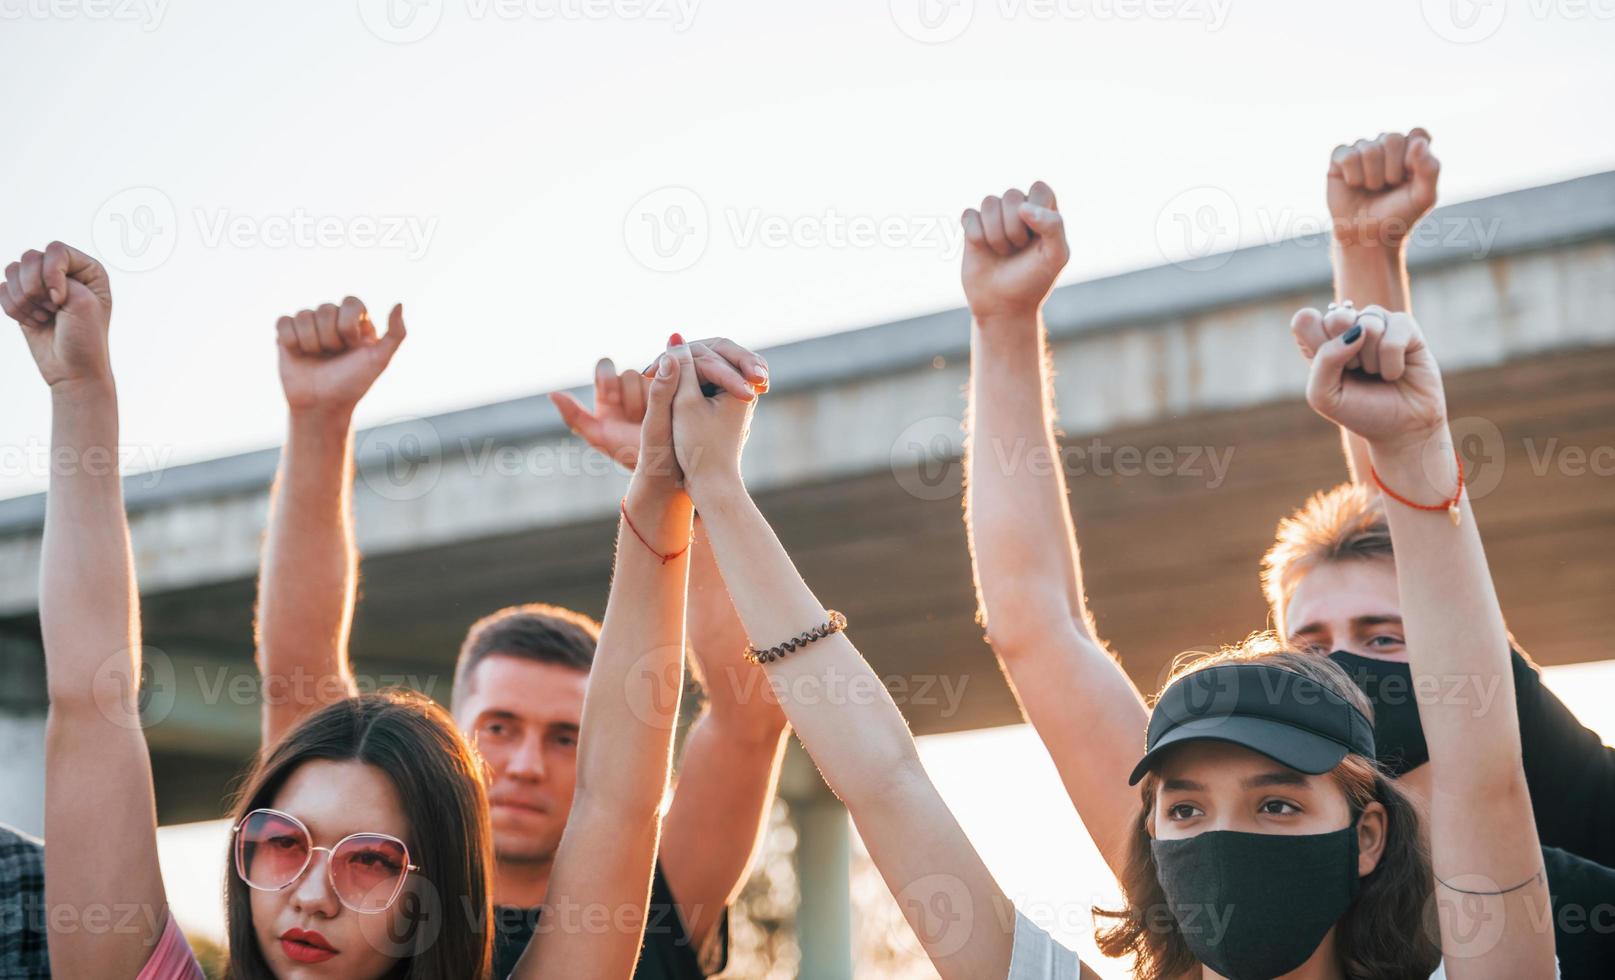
[960,181,1069,328]
[3,242,114,389]
[1293,304,1447,452]
[1328,129,1441,250]
[275,298,406,415]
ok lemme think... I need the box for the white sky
[3,0,1615,498]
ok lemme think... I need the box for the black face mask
[1327,650,1428,776]
[1152,826,1361,980]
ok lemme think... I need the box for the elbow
[982,607,1094,664]
[821,740,926,813]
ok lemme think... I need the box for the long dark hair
[1093,641,1441,979]
[224,691,493,980]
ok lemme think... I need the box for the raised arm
[1311,129,1440,483]
[517,346,694,980]
[665,344,1052,980]
[4,243,170,977]
[255,299,405,746]
[960,183,1147,876]
[1299,305,1553,977]
[553,337,787,949]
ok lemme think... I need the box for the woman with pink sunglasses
[5,240,702,979]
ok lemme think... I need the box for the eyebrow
[1292,614,1403,637]
[1244,770,1310,789]
[474,710,579,734]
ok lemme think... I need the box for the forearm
[571,481,692,817]
[41,380,169,978]
[1333,244,1409,483]
[41,381,138,707]
[255,408,360,743]
[1371,437,1522,790]
[965,317,1094,647]
[965,318,1147,870]
[697,482,1013,979]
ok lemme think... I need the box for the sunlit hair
[1092,634,1440,979]
[225,691,494,980]
[1262,483,1392,635]
[452,602,601,710]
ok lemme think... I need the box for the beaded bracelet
[744,611,848,665]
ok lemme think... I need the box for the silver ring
[1354,309,1386,330]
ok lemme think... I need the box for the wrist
[49,375,117,406]
[1366,422,1455,490]
[1332,237,1406,271]
[685,472,749,516]
[288,402,357,429]
[970,308,1042,338]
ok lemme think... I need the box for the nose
[288,848,341,917]
[500,731,548,784]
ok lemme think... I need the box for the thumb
[642,352,679,443]
[377,303,408,358]
[1017,201,1065,240]
[670,341,701,407]
[549,391,601,442]
[1406,137,1440,209]
[1306,319,1367,420]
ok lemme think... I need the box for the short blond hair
[1262,482,1393,635]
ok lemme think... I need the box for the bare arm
[960,184,1148,877]
[255,299,404,746]
[658,517,788,948]
[518,351,693,980]
[668,343,1032,980]
[1315,130,1440,484]
[5,243,170,978]
[552,337,786,950]
[1301,306,1553,977]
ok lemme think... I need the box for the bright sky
[3,0,1615,499]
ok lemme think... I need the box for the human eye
[1165,802,1203,822]
[1259,799,1301,816]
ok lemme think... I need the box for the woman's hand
[551,334,767,471]
[1293,304,1448,454]
[668,342,755,504]
[3,242,114,391]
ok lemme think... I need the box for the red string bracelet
[1370,448,1465,527]
[619,498,692,565]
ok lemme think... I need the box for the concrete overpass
[2,170,1613,974]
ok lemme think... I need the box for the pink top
[135,914,205,980]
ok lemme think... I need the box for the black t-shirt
[1541,845,1615,980]
[1512,646,1615,868]
[491,862,727,980]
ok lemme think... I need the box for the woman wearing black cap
[957,184,1555,976]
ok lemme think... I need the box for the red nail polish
[669,332,684,346]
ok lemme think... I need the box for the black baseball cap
[1128,662,1376,785]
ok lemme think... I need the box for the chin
[492,827,561,864]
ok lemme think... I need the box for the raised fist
[3,242,114,388]
[275,298,406,414]
[960,181,1069,327]
[1327,129,1441,249]
[1293,304,1447,450]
